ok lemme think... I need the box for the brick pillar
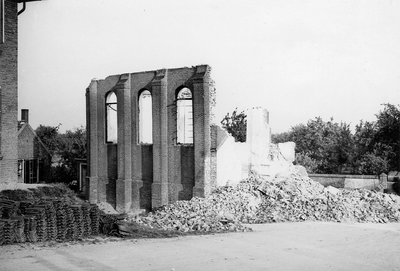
[86,80,99,203]
[152,69,169,208]
[115,74,133,212]
[192,65,211,197]
[131,85,143,212]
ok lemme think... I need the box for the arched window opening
[138,90,153,144]
[106,92,118,143]
[176,87,193,144]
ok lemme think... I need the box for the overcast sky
[18,0,400,134]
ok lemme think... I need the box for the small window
[177,87,193,144]
[138,90,153,144]
[106,92,118,143]
[18,160,23,178]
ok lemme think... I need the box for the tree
[352,120,386,174]
[273,103,400,175]
[273,117,354,174]
[352,104,400,173]
[294,152,320,174]
[271,131,291,144]
[36,125,87,185]
[221,108,247,142]
[35,124,61,156]
[57,126,87,185]
[374,103,400,171]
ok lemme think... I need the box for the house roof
[18,123,51,157]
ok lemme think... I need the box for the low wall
[309,174,385,190]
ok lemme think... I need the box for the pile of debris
[254,172,400,223]
[135,170,400,232]
[134,178,265,233]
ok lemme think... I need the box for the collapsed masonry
[216,107,296,186]
[86,65,297,213]
[135,169,400,233]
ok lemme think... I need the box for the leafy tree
[221,108,247,142]
[35,124,61,156]
[352,104,400,173]
[273,117,354,174]
[355,153,389,175]
[294,152,320,174]
[353,120,377,157]
[57,126,87,185]
[273,103,400,175]
[374,103,400,171]
[36,125,87,185]
[271,131,291,143]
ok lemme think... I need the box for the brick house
[0,0,41,183]
[86,65,217,212]
[17,109,51,183]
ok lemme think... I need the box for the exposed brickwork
[0,1,18,183]
[18,123,51,160]
[17,123,52,183]
[86,65,215,212]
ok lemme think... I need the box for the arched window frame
[138,89,153,144]
[105,91,118,143]
[176,87,193,145]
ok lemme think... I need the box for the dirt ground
[1,222,400,271]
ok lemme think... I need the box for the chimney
[21,109,29,124]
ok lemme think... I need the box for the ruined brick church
[86,65,217,212]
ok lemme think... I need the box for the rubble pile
[136,179,261,232]
[137,172,400,232]
[254,173,400,223]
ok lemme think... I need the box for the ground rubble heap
[135,169,400,232]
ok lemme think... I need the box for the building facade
[0,0,18,183]
[17,109,51,183]
[86,65,216,212]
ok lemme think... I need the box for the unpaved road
[1,222,400,271]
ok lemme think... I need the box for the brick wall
[0,1,18,183]
[87,65,213,212]
[18,124,36,159]
[18,124,50,160]
[309,174,378,188]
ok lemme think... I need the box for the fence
[309,173,388,192]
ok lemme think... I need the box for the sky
[17,0,400,134]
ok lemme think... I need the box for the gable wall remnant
[86,65,215,212]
